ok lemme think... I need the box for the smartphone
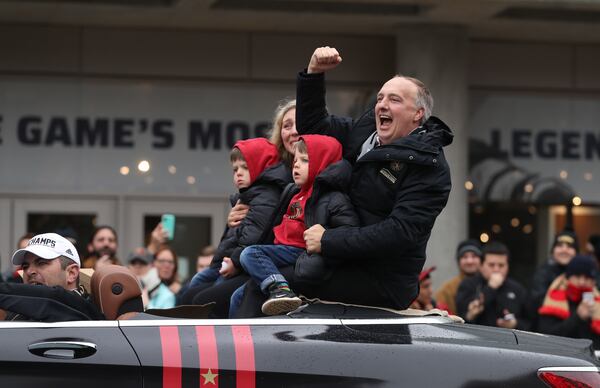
[161,214,176,240]
[583,292,595,304]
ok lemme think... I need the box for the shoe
[261,283,302,315]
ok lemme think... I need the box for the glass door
[12,196,117,263]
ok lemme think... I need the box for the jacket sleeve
[456,278,478,320]
[230,186,281,268]
[515,283,532,331]
[320,163,450,260]
[325,193,360,229]
[296,71,354,145]
[538,311,586,337]
[0,283,103,321]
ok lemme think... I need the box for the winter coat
[456,273,530,330]
[0,283,104,321]
[530,259,566,312]
[211,162,291,269]
[537,275,600,349]
[295,71,453,309]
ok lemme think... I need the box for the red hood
[234,138,280,185]
[300,135,342,190]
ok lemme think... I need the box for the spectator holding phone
[538,255,600,348]
[140,246,180,309]
[456,241,529,330]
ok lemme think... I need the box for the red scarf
[538,274,600,334]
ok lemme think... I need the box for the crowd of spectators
[0,45,599,350]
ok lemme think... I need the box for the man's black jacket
[0,282,104,322]
[296,71,453,309]
[456,273,530,330]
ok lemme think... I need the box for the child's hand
[219,257,239,278]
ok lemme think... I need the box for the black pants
[189,275,250,319]
[234,265,395,318]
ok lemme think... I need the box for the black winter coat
[0,283,104,322]
[538,299,600,349]
[456,273,530,330]
[211,162,291,269]
[296,71,453,309]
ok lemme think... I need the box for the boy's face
[293,150,309,186]
[232,159,251,189]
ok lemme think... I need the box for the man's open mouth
[379,114,392,126]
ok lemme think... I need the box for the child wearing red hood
[230,134,359,316]
[187,138,290,290]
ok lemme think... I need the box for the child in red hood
[187,138,290,290]
[230,135,359,316]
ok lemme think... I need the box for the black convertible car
[1,266,599,387]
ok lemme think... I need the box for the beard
[93,246,117,258]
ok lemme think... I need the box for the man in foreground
[0,232,103,321]
[235,46,453,316]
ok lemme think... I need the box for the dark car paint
[0,323,141,388]
[1,314,598,388]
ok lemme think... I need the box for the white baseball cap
[12,232,80,267]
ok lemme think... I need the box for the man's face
[292,150,310,186]
[232,159,251,189]
[90,228,117,258]
[21,252,73,289]
[459,251,481,276]
[553,242,576,266]
[375,77,424,145]
[480,254,509,280]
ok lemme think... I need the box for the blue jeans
[240,244,304,292]
[189,267,224,288]
[229,245,304,317]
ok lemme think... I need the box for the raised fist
[307,46,343,74]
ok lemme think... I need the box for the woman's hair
[268,99,296,165]
[154,246,179,285]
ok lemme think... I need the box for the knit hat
[456,239,482,261]
[566,255,597,279]
[553,229,579,253]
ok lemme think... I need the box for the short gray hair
[395,75,434,125]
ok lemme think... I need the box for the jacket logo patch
[379,168,397,184]
[390,161,404,172]
[288,201,303,220]
[506,292,516,300]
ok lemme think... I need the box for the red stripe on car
[196,325,219,387]
[160,326,182,388]
[232,325,256,388]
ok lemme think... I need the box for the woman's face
[155,250,176,281]
[281,108,298,154]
